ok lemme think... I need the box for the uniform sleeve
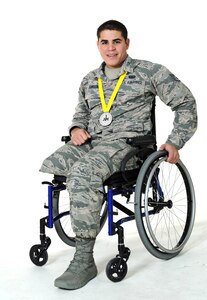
[151,64,197,149]
[68,80,90,135]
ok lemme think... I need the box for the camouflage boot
[54,238,97,290]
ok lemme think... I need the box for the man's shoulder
[81,67,100,83]
[79,69,99,89]
[126,57,163,77]
[130,57,162,71]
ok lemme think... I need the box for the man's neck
[104,65,122,80]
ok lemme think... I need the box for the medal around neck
[98,71,127,127]
[99,112,112,126]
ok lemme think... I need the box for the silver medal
[99,112,112,126]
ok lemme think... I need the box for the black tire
[135,151,196,260]
[106,257,128,282]
[53,188,108,246]
[29,245,48,266]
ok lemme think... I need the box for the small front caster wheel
[29,245,48,266]
[106,257,128,282]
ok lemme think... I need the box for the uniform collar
[96,56,140,78]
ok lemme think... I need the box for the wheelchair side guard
[126,134,156,147]
[120,135,157,183]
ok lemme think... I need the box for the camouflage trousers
[39,138,135,239]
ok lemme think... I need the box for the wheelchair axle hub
[148,198,173,209]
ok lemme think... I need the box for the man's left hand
[159,143,180,164]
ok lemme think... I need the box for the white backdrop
[0,0,206,271]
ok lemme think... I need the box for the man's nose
[107,43,116,50]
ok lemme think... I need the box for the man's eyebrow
[100,38,122,42]
[113,38,122,42]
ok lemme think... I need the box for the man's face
[97,30,130,68]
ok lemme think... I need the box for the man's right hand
[70,128,91,146]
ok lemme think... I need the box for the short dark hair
[97,20,128,40]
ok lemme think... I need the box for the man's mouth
[107,54,117,57]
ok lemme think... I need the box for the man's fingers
[71,129,91,145]
[159,143,179,164]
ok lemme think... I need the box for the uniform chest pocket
[84,88,100,111]
[84,83,100,110]
[117,79,145,103]
[124,79,145,94]
[86,97,100,110]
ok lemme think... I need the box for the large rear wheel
[135,151,196,259]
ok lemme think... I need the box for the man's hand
[159,143,180,164]
[71,128,91,146]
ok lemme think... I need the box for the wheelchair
[30,110,196,282]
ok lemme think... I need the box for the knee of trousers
[67,159,106,195]
[39,155,68,176]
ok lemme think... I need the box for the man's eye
[114,40,121,44]
[101,41,108,45]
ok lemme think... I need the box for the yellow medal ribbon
[98,71,127,113]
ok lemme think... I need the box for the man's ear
[126,38,130,49]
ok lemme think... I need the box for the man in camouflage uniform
[40,20,197,289]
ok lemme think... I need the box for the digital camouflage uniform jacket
[69,56,197,149]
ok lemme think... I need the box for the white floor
[1,217,207,300]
